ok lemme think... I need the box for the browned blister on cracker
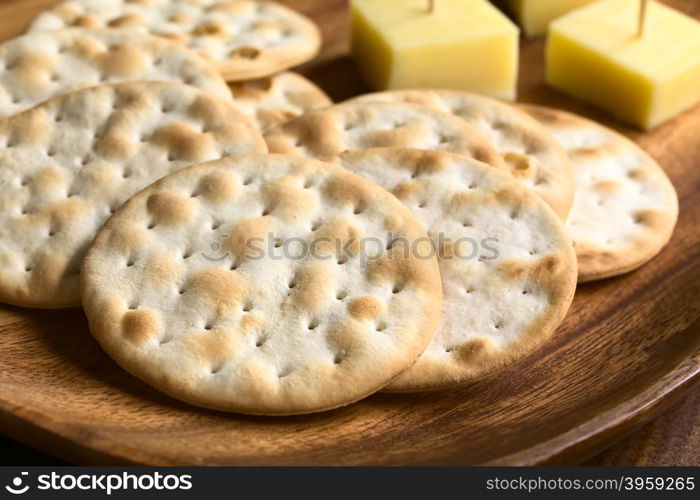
[339,148,577,391]
[521,105,679,282]
[0,82,266,308]
[0,28,233,119]
[30,0,322,81]
[81,154,443,415]
[348,90,575,220]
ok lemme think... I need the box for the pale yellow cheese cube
[547,0,700,129]
[499,0,599,37]
[351,0,519,100]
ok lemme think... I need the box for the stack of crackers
[0,1,678,416]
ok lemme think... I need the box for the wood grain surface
[0,0,697,466]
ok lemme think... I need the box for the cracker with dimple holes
[229,71,332,132]
[29,0,322,82]
[0,28,233,120]
[338,148,577,391]
[0,82,266,309]
[521,106,679,283]
[264,102,506,168]
[347,90,575,220]
[81,154,443,415]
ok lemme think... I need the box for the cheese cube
[547,0,700,129]
[498,0,599,37]
[351,0,519,100]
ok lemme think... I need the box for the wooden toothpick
[638,0,649,37]
[429,0,436,14]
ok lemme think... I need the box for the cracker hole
[462,221,472,228]
[243,176,254,186]
[19,178,28,187]
[48,228,56,237]
[122,170,132,179]
[211,221,222,230]
[230,261,240,271]
[278,368,292,379]
[522,289,529,295]
[178,288,186,295]
[494,322,503,330]
[288,278,297,289]
[376,321,388,333]
[126,257,136,267]
[465,288,474,295]
[333,354,344,365]
[127,301,138,310]
[273,238,283,248]
[204,322,214,331]
[336,291,347,301]
[528,249,537,256]
[392,284,404,294]
[50,74,59,82]
[147,222,156,230]
[438,134,449,145]
[353,205,364,215]
[242,301,253,313]
[210,364,224,375]
[255,337,267,348]
[47,148,56,157]
[303,179,313,189]
[24,265,33,273]
[418,201,427,209]
[337,255,349,265]
[261,207,271,216]
[310,220,322,232]
[182,250,193,260]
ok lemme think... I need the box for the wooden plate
[0,0,698,465]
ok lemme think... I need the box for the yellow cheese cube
[499,0,599,37]
[547,0,700,129]
[351,0,519,100]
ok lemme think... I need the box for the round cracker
[0,82,266,308]
[81,154,443,415]
[264,102,506,169]
[29,0,321,82]
[229,71,332,132]
[521,105,679,283]
[0,28,233,120]
[347,90,575,220]
[338,148,577,391]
